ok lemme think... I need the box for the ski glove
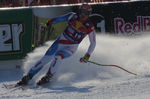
[46,19,53,26]
[80,53,90,63]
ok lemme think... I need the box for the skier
[17,3,96,86]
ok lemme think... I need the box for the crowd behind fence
[0,0,130,7]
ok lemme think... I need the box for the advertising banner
[0,9,35,60]
[90,1,150,35]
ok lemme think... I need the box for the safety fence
[0,0,129,7]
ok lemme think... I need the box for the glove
[80,53,90,63]
[46,19,53,26]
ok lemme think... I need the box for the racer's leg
[28,39,60,77]
[17,40,59,85]
[47,48,75,75]
[37,48,75,85]
[28,55,53,76]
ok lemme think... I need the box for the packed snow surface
[0,34,150,99]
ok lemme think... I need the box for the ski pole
[87,60,137,76]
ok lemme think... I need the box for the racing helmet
[79,4,92,15]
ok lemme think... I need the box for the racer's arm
[80,30,96,63]
[86,30,96,55]
[48,12,75,25]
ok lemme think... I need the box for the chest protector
[63,14,94,44]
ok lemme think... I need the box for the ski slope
[0,34,150,99]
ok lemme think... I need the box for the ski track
[1,33,150,99]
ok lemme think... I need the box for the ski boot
[37,73,53,85]
[17,74,33,86]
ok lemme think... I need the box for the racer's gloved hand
[80,53,90,63]
[46,19,53,26]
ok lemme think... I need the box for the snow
[1,33,150,99]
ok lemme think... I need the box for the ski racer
[17,3,96,86]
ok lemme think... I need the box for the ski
[2,83,29,91]
[2,80,53,91]
[2,84,23,93]
[3,83,18,89]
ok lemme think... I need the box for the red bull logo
[114,16,150,34]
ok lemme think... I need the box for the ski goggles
[80,9,91,15]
